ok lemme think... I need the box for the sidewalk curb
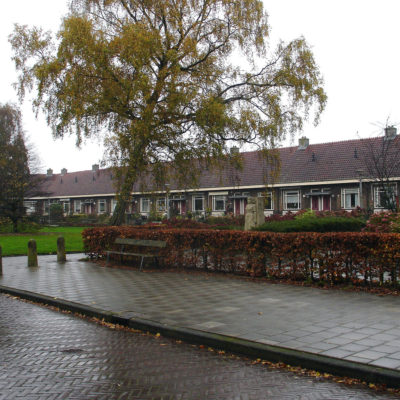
[2,285,400,388]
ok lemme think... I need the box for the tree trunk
[12,218,18,233]
[110,196,128,226]
[109,167,137,226]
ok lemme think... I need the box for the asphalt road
[0,294,397,400]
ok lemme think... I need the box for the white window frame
[24,201,36,215]
[212,195,226,212]
[62,201,70,214]
[374,184,397,209]
[341,188,359,209]
[43,201,49,214]
[192,195,205,212]
[284,191,300,210]
[98,199,106,214]
[258,191,274,210]
[140,198,150,213]
[74,200,81,213]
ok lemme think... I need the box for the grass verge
[0,226,87,256]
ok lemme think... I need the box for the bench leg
[139,256,144,272]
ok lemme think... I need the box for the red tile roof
[35,136,399,198]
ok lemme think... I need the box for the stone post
[57,236,66,262]
[28,239,38,267]
[0,245,2,275]
[255,197,265,226]
[244,197,265,231]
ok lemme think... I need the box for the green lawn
[0,226,87,256]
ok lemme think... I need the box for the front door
[322,195,331,211]
[311,195,331,211]
[234,199,247,215]
[311,197,319,211]
[235,199,241,216]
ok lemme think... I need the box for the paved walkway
[4,294,394,399]
[2,254,400,381]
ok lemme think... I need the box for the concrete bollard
[57,236,66,262]
[0,245,2,275]
[28,239,38,267]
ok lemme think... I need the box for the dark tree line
[0,103,42,231]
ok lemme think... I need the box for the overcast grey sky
[1,1,399,173]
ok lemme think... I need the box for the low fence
[83,227,400,286]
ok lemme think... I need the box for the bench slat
[114,238,166,248]
[106,250,156,258]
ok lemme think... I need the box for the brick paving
[2,254,400,372]
[1,293,397,399]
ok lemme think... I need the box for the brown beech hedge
[82,227,400,286]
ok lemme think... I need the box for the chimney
[230,146,239,155]
[298,136,309,150]
[61,168,67,176]
[92,164,99,172]
[384,126,397,140]
[46,168,53,177]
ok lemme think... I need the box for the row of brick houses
[25,129,400,219]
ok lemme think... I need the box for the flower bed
[83,227,400,287]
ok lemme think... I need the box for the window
[341,188,359,209]
[141,198,150,213]
[62,202,70,213]
[284,191,300,210]
[374,184,396,208]
[212,195,226,211]
[193,195,204,212]
[24,201,36,215]
[156,198,166,212]
[74,200,81,213]
[98,199,106,214]
[258,191,273,210]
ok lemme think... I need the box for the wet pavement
[2,254,400,373]
[0,293,397,399]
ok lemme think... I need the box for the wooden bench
[106,238,167,271]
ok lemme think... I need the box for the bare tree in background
[360,126,400,211]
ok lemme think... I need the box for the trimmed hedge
[255,216,365,233]
[83,227,400,287]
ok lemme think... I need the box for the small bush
[64,213,110,226]
[264,207,368,223]
[49,203,65,223]
[294,209,317,220]
[255,216,365,233]
[205,215,245,227]
[363,211,400,233]
[161,218,209,229]
[0,217,41,233]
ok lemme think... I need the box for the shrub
[0,217,41,233]
[256,216,365,233]
[49,203,64,223]
[363,212,400,233]
[83,227,400,287]
[205,215,245,227]
[140,215,245,230]
[160,218,209,229]
[264,211,299,222]
[64,213,110,226]
[294,209,316,220]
